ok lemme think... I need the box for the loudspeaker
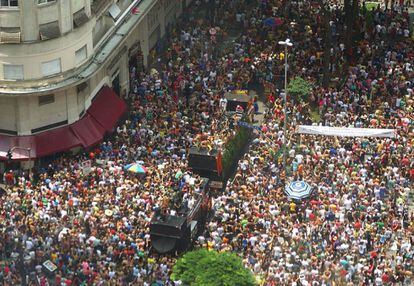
[150,215,187,253]
[188,148,218,172]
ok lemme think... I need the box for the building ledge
[0,0,149,96]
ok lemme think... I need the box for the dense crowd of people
[1,0,413,285]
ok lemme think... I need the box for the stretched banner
[297,125,396,138]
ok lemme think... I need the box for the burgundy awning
[71,114,106,148]
[87,86,127,132]
[0,135,36,160]
[35,126,82,158]
[0,86,126,160]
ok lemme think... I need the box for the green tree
[222,125,250,179]
[287,76,312,102]
[171,249,257,286]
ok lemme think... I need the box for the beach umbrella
[263,17,276,27]
[124,163,147,174]
[285,181,313,200]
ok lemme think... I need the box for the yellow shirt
[147,258,155,264]
[377,143,383,152]
[290,202,296,212]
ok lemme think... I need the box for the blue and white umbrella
[285,181,313,200]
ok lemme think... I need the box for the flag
[131,7,139,14]
[216,151,223,176]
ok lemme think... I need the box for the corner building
[0,0,191,167]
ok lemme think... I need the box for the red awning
[87,86,127,132]
[71,114,106,148]
[0,86,126,161]
[0,135,36,160]
[35,126,82,158]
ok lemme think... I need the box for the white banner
[81,160,92,175]
[297,125,396,138]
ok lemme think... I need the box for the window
[3,64,23,80]
[39,21,60,40]
[41,58,61,76]
[75,45,87,65]
[38,0,55,4]
[38,94,55,106]
[73,8,89,28]
[0,0,18,7]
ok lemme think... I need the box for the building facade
[0,0,191,136]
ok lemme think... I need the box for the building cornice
[0,0,149,96]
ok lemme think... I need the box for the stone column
[84,0,92,17]
[16,96,32,135]
[119,52,129,97]
[20,0,39,42]
[65,88,79,124]
[159,0,166,38]
[59,0,73,34]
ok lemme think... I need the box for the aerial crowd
[1,0,414,285]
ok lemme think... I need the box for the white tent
[297,125,396,138]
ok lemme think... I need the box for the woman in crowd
[1,0,413,285]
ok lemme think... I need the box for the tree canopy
[287,76,313,102]
[171,249,257,286]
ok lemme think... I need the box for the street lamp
[278,38,293,176]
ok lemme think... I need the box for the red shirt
[309,213,315,221]
[382,273,391,283]
[5,173,13,183]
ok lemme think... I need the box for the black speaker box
[188,147,218,172]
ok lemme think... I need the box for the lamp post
[278,38,293,176]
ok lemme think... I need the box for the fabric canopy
[285,181,313,200]
[124,163,147,174]
[71,114,106,148]
[0,28,21,44]
[0,135,36,160]
[87,86,127,132]
[297,125,396,138]
[0,86,126,160]
[35,126,82,158]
